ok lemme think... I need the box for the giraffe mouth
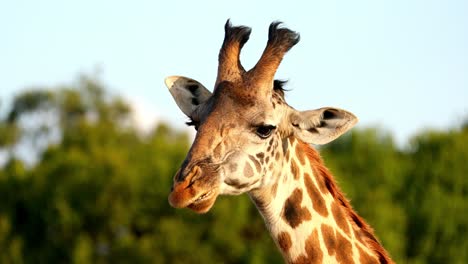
[168,164,221,213]
[193,190,214,203]
[186,189,219,213]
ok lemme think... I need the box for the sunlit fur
[166,20,392,263]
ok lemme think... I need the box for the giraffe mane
[298,140,393,264]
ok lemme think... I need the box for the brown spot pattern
[268,163,274,171]
[331,202,350,235]
[358,245,379,264]
[304,229,323,263]
[295,140,393,263]
[354,228,365,244]
[229,163,237,173]
[321,223,336,256]
[267,139,274,152]
[255,152,265,161]
[336,231,355,264]
[268,138,274,147]
[312,166,329,195]
[282,188,312,228]
[271,182,278,198]
[291,160,299,180]
[277,231,292,253]
[292,229,323,264]
[243,163,254,178]
[295,143,306,165]
[304,173,329,217]
[249,155,262,172]
[293,255,309,264]
[321,223,362,264]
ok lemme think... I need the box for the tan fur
[165,20,392,264]
[298,141,393,263]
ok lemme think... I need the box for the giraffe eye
[255,125,276,139]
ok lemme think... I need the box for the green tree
[0,76,466,263]
[403,126,468,264]
[0,76,281,263]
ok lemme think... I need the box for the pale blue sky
[1,0,467,145]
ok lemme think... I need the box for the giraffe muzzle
[168,164,220,213]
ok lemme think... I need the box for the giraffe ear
[289,107,358,145]
[165,76,212,116]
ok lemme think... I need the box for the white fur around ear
[290,107,358,145]
[165,76,212,116]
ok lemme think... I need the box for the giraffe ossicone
[165,20,393,264]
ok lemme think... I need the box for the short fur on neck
[250,139,393,264]
[299,141,392,263]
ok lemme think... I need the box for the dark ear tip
[322,108,358,123]
[323,109,338,119]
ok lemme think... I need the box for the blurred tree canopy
[0,77,466,263]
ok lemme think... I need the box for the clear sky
[1,0,467,145]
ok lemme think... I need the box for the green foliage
[0,77,466,263]
[0,122,20,147]
[403,128,468,264]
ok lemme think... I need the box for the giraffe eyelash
[186,118,200,130]
[185,120,197,126]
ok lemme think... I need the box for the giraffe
[164,20,393,264]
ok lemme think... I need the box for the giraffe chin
[187,191,219,214]
[168,187,219,214]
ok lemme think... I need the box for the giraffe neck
[249,137,392,264]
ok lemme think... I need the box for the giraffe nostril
[186,166,202,184]
[176,164,203,184]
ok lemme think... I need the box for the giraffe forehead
[201,92,279,128]
[214,82,283,109]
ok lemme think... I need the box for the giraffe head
[165,20,357,213]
